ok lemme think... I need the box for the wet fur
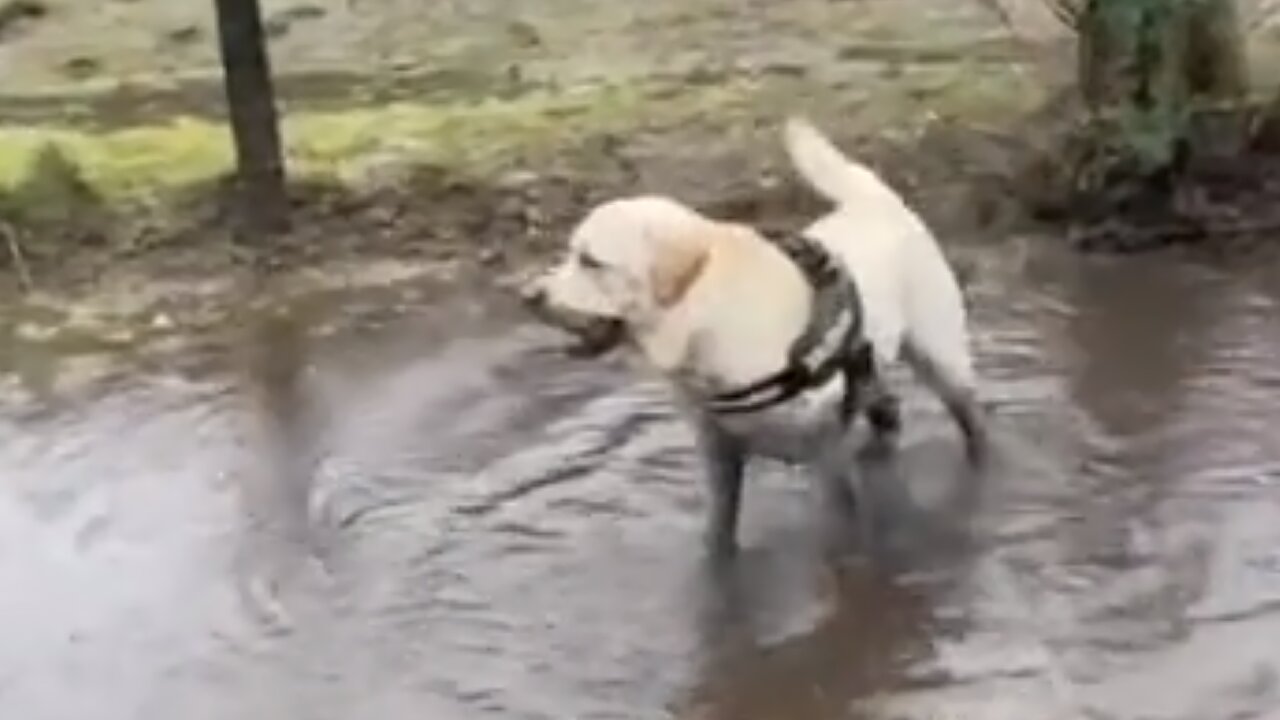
[524,117,987,556]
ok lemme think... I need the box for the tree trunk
[1076,0,1246,182]
[1182,0,1246,100]
[214,0,289,235]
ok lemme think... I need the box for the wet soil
[0,112,978,335]
[3,0,1273,311]
[0,0,1012,107]
[3,230,1280,720]
[0,0,1054,319]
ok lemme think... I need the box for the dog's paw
[866,394,902,437]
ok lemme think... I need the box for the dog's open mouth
[564,318,625,358]
[519,287,625,358]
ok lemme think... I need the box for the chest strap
[705,232,871,419]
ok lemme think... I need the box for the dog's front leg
[693,415,746,559]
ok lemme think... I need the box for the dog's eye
[578,252,606,270]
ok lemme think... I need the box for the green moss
[0,60,1040,224]
[0,79,755,205]
[0,141,102,225]
[0,116,233,201]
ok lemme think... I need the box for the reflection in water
[687,443,984,720]
[2,247,1280,719]
[1047,255,1280,720]
[234,305,326,634]
[1064,256,1213,442]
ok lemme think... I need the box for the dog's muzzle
[521,286,626,358]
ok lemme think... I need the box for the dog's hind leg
[842,343,901,446]
[901,339,988,464]
[866,391,901,439]
[694,415,747,559]
[861,360,902,445]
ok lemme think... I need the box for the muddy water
[3,243,1280,720]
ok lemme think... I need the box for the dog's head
[522,196,711,359]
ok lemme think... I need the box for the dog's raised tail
[783,116,898,208]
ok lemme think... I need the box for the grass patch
[0,78,758,207]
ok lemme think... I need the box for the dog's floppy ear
[650,237,708,308]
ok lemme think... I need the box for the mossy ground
[0,79,761,201]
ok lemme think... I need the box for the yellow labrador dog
[522,117,986,556]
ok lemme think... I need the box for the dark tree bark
[1181,0,1246,100]
[214,0,289,234]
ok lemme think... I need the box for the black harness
[705,232,873,422]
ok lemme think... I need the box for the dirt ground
[2,0,1280,346]
[0,1,1043,332]
[0,0,1012,97]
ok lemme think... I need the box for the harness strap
[705,232,872,418]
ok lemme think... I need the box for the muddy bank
[0,0,1051,322]
[3,0,1280,351]
[0,88,1048,336]
[1,96,1074,414]
[6,103,1280,383]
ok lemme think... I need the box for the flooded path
[3,241,1280,720]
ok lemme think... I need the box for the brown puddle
[2,238,1280,719]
